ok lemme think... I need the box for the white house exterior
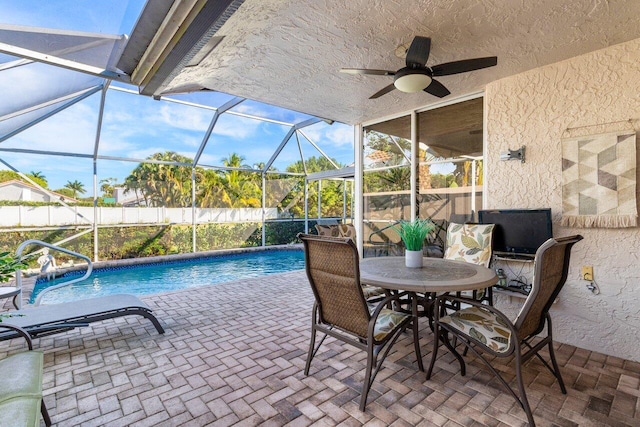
[0,180,78,203]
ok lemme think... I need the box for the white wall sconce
[500,146,525,163]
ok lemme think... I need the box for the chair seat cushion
[0,396,42,427]
[367,303,410,341]
[0,352,44,402]
[441,306,511,353]
[362,284,386,299]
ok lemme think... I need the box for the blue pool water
[32,249,305,304]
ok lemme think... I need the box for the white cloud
[6,102,99,154]
[156,104,213,132]
[210,113,262,139]
[302,122,354,148]
[232,102,309,124]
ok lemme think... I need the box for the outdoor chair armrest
[0,323,34,350]
[369,291,412,318]
[367,291,415,345]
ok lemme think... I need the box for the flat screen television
[478,208,553,257]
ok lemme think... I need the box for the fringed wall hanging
[561,120,637,228]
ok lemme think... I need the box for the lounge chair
[0,294,164,341]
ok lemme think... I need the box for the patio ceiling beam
[297,129,339,169]
[0,147,309,176]
[0,85,103,143]
[193,96,245,166]
[0,42,129,82]
[0,141,311,177]
[225,110,292,127]
[92,82,110,160]
[264,118,322,172]
[0,58,31,72]
[0,36,122,72]
[110,85,295,127]
[295,131,307,175]
[0,148,192,167]
[0,86,99,123]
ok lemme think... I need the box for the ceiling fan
[340,36,497,99]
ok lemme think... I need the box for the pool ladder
[13,240,93,308]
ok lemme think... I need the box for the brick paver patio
[1,270,638,426]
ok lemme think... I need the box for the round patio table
[359,256,497,293]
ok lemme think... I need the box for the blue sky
[0,1,355,193]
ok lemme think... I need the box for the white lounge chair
[0,294,164,341]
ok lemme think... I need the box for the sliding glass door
[362,96,484,257]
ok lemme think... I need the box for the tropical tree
[218,153,261,208]
[28,171,48,188]
[123,151,193,207]
[64,180,86,198]
[100,177,118,197]
[279,156,345,217]
[55,188,75,199]
[0,170,47,188]
[197,168,232,208]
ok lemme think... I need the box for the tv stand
[494,252,535,262]
[491,253,535,299]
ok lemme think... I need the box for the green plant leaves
[393,219,436,251]
[0,251,27,283]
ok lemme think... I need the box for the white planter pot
[405,249,423,268]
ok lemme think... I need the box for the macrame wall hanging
[561,120,637,228]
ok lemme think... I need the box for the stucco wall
[485,38,640,361]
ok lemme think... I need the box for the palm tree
[30,171,45,179]
[28,171,48,188]
[123,152,193,207]
[100,177,118,197]
[197,169,232,208]
[64,180,86,199]
[219,153,261,208]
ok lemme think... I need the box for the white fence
[0,206,278,227]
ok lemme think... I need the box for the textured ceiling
[163,0,640,125]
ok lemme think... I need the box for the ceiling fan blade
[406,36,431,68]
[424,79,450,98]
[340,68,395,76]
[431,56,497,76]
[369,83,396,99]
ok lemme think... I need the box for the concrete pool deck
[0,270,638,426]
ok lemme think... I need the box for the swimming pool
[31,249,305,304]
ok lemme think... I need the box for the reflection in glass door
[361,96,484,257]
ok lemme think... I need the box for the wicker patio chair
[315,224,386,301]
[427,235,583,426]
[298,233,423,411]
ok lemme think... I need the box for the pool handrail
[14,240,93,307]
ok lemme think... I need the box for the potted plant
[394,219,435,268]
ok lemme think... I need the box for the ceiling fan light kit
[340,36,497,99]
[393,67,432,92]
